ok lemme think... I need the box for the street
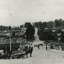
[1,44,64,64]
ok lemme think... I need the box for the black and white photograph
[0,0,64,64]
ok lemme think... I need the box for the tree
[38,28,57,41]
[54,19,60,27]
[0,26,2,32]
[61,32,64,42]
[9,26,11,31]
[34,22,39,28]
[47,21,53,29]
[12,31,15,37]
[34,21,42,28]
[38,28,49,40]
[42,22,47,29]
[25,22,30,28]
[20,25,23,28]
[61,20,64,26]
[25,23,35,41]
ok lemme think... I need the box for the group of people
[18,43,33,58]
[24,44,33,58]
[37,41,54,50]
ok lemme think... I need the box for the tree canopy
[25,23,35,41]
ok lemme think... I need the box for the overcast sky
[0,0,64,26]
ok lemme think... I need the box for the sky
[0,0,64,26]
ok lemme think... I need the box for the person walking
[24,44,29,58]
[38,44,40,49]
[29,44,33,57]
[46,45,47,50]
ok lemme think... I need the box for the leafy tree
[42,22,47,29]
[56,29,62,33]
[61,20,64,26]
[20,25,23,28]
[25,22,30,28]
[61,32,64,42]
[12,31,15,37]
[0,26,2,32]
[34,22,39,27]
[34,21,42,28]
[47,21,53,29]
[54,19,60,27]
[25,23,35,41]
[9,26,11,31]
[38,28,49,40]
[38,28,57,41]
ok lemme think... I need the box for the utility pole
[9,31,12,59]
[10,34,11,52]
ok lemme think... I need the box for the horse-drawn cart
[11,51,25,59]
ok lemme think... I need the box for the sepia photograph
[0,0,64,64]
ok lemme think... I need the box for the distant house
[3,30,8,32]
[61,28,64,32]
[52,29,56,32]
[52,28,56,33]
[0,32,11,37]
[57,28,64,42]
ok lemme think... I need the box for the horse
[24,45,33,58]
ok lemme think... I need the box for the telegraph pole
[9,30,12,59]
[10,33,11,52]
